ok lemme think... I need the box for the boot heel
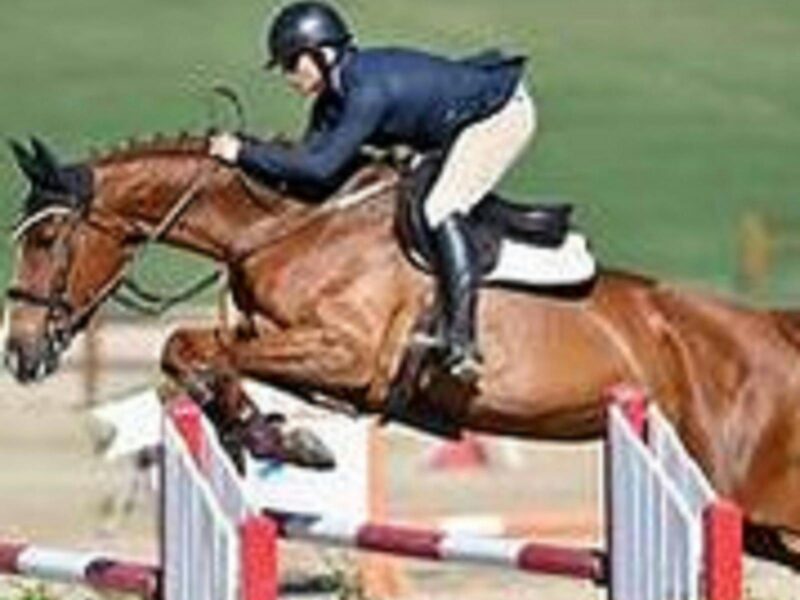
[451,359,482,384]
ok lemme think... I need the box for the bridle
[7,191,88,350]
[7,157,398,349]
[6,165,220,348]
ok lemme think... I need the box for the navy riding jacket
[237,47,526,196]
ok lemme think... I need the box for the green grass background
[1,0,798,305]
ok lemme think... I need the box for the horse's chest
[237,250,347,323]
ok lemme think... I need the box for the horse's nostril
[3,337,56,383]
[43,340,61,375]
[4,344,34,382]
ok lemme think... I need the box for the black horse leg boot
[433,214,483,383]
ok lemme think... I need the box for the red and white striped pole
[263,509,606,584]
[703,500,743,600]
[0,542,159,599]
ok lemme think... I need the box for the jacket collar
[329,47,356,95]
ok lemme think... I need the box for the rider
[209,1,536,382]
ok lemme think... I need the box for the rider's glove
[209,132,242,164]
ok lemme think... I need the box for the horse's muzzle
[4,335,62,383]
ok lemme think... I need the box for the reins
[111,164,224,317]
[233,171,398,263]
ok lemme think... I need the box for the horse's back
[471,269,793,441]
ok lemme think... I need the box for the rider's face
[284,52,325,98]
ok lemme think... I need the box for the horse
[5,134,800,571]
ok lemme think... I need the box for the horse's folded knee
[160,331,189,375]
[161,329,215,376]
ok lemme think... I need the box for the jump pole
[0,542,160,599]
[165,385,743,600]
[263,508,605,582]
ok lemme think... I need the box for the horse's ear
[8,138,43,184]
[30,136,60,174]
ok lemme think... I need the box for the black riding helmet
[266,1,353,71]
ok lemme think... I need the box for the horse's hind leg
[744,523,800,574]
[160,325,334,470]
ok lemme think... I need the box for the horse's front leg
[160,326,247,426]
[161,325,334,470]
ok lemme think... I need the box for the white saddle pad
[484,232,597,287]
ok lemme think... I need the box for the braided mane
[92,131,210,166]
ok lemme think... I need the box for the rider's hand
[209,132,242,163]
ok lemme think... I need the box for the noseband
[5,287,73,316]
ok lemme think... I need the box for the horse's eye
[32,224,60,248]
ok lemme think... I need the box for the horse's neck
[228,166,401,261]
[96,157,300,262]
[769,308,800,353]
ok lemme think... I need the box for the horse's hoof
[284,427,336,471]
[242,414,285,461]
[243,416,336,471]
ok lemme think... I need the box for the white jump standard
[164,384,743,600]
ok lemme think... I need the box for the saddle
[396,153,597,295]
[383,156,599,439]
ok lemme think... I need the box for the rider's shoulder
[346,47,451,74]
[340,47,454,91]
[346,46,524,79]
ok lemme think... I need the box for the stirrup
[411,332,443,350]
[442,346,483,384]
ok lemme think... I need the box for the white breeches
[424,83,537,228]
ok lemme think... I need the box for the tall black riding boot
[432,215,482,383]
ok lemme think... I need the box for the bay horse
[5,134,800,571]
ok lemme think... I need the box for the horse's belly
[469,293,634,439]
